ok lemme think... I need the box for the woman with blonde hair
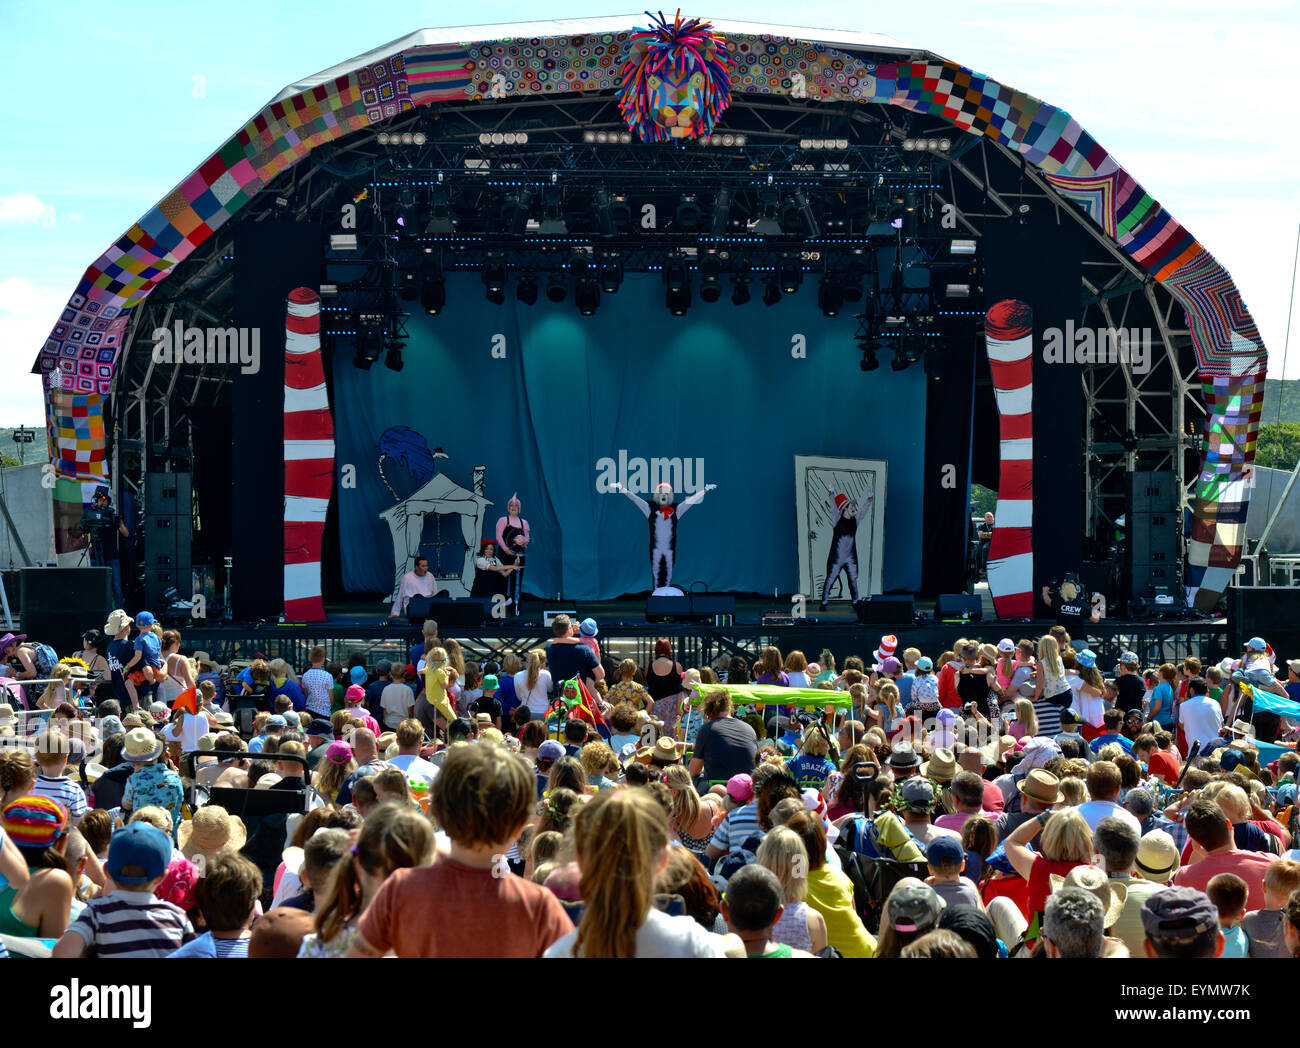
[544,788,728,957]
[36,664,74,711]
[300,802,434,957]
[784,809,876,957]
[662,764,721,856]
[1058,777,1087,807]
[1005,697,1038,742]
[1003,806,1093,945]
[1030,634,1072,737]
[874,680,904,733]
[514,648,552,720]
[756,825,829,954]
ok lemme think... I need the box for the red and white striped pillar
[283,288,334,622]
[984,299,1034,619]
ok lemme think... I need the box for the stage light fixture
[818,276,843,317]
[355,313,385,369]
[503,188,534,235]
[516,274,538,305]
[924,347,944,381]
[396,266,419,302]
[483,253,507,305]
[945,284,971,299]
[791,190,820,237]
[425,187,455,234]
[859,340,880,371]
[710,188,732,236]
[594,185,630,236]
[546,272,567,303]
[891,344,910,371]
[598,252,624,293]
[762,276,782,307]
[664,253,691,316]
[749,190,783,236]
[731,273,752,305]
[575,277,600,316]
[778,254,802,295]
[384,339,405,372]
[539,187,567,234]
[699,252,722,303]
[395,187,417,235]
[841,279,863,303]
[419,263,445,315]
[676,194,701,230]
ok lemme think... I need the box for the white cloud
[0,192,57,229]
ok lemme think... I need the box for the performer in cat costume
[609,480,716,593]
[820,484,872,610]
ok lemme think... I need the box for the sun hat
[1016,736,1062,772]
[637,736,688,765]
[376,731,396,753]
[325,741,353,765]
[1075,649,1098,669]
[481,727,504,744]
[104,610,133,635]
[1134,830,1180,882]
[1,795,69,848]
[580,618,598,638]
[99,714,124,737]
[475,712,492,726]
[1016,769,1062,806]
[253,773,283,789]
[1050,864,1127,928]
[997,638,1016,654]
[1140,885,1217,942]
[873,634,899,667]
[192,650,220,671]
[122,726,164,763]
[482,675,499,691]
[347,666,366,685]
[0,703,15,730]
[925,835,966,869]
[0,632,27,651]
[178,805,247,860]
[915,656,933,672]
[106,822,170,884]
[726,773,754,804]
[148,701,169,723]
[85,762,107,783]
[538,740,565,762]
[1117,651,1139,668]
[135,611,155,629]
[886,878,945,934]
[978,643,999,663]
[197,733,218,753]
[921,747,958,782]
[887,742,922,771]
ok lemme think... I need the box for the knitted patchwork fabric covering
[39,27,1266,602]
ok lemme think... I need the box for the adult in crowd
[546,616,603,696]
[688,689,757,787]
[645,640,684,730]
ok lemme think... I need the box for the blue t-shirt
[896,671,915,707]
[787,753,836,791]
[170,932,250,958]
[134,631,163,668]
[269,678,306,713]
[1286,681,1300,703]
[1151,681,1175,726]
[1089,732,1134,755]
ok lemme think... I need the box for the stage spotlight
[924,348,944,381]
[731,266,752,305]
[546,272,567,303]
[676,194,701,230]
[419,263,445,315]
[891,344,910,371]
[664,253,691,316]
[426,187,455,234]
[516,274,538,305]
[791,190,820,237]
[598,252,623,293]
[858,340,880,372]
[762,276,782,307]
[749,190,783,236]
[575,278,600,316]
[817,276,843,317]
[594,185,631,236]
[396,265,419,302]
[540,187,567,234]
[699,252,721,303]
[778,254,802,295]
[483,253,507,305]
[355,313,385,369]
[503,189,535,235]
[383,340,405,372]
[710,188,732,235]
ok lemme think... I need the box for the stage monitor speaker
[853,595,915,624]
[20,567,113,654]
[146,471,192,516]
[934,593,983,622]
[690,594,735,618]
[646,595,693,622]
[411,597,487,628]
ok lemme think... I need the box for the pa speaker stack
[853,595,915,624]
[407,596,489,628]
[20,567,113,655]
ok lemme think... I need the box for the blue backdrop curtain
[332,272,926,600]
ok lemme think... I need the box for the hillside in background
[1262,378,1300,426]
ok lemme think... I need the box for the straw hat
[178,805,247,860]
[635,736,688,765]
[0,704,15,730]
[122,726,164,763]
[1016,769,1061,806]
[920,747,958,782]
[253,773,283,790]
[1049,864,1127,929]
[192,651,223,672]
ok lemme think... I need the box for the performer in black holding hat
[494,494,530,616]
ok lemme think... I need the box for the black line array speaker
[20,567,113,655]
[1127,471,1179,598]
[853,595,915,624]
[144,513,193,609]
[934,593,984,621]
[146,471,192,516]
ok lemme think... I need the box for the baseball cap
[879,656,901,675]
[726,773,754,803]
[1118,651,1140,667]
[897,777,936,811]
[1288,659,1300,676]
[1140,886,1217,941]
[106,822,171,884]
[349,666,367,685]
[997,638,1016,653]
[345,683,366,705]
[267,715,287,729]
[1058,708,1080,726]
[915,657,933,672]
[375,660,393,675]
[1245,637,1268,652]
[1219,748,1243,772]
[886,878,945,934]
[538,740,565,762]
[134,611,156,629]
[306,718,334,739]
[482,675,499,690]
[580,618,598,637]
[325,741,353,765]
[1134,830,1180,882]
[925,835,966,868]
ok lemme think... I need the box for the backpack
[31,644,59,678]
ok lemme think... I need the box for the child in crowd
[722,864,815,958]
[1206,872,1250,958]
[170,852,263,957]
[31,730,89,827]
[348,743,573,957]
[471,675,503,730]
[924,835,984,910]
[121,612,165,709]
[345,685,381,736]
[53,822,194,957]
[380,665,414,730]
[1241,859,1300,958]
[373,767,416,809]
[120,727,184,840]
[277,829,352,913]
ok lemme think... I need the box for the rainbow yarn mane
[617,10,734,142]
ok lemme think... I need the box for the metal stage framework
[176,618,1230,684]
[102,73,1207,607]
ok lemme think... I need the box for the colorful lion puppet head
[617,10,734,142]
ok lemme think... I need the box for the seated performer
[471,540,520,606]
[389,556,438,620]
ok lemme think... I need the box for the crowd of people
[1,607,1299,959]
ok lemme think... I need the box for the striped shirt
[66,891,194,957]
[711,803,761,857]
[32,773,88,820]
[215,935,250,958]
[1032,697,1064,737]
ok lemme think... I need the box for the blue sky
[2,0,1297,425]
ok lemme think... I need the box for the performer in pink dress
[495,494,530,616]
